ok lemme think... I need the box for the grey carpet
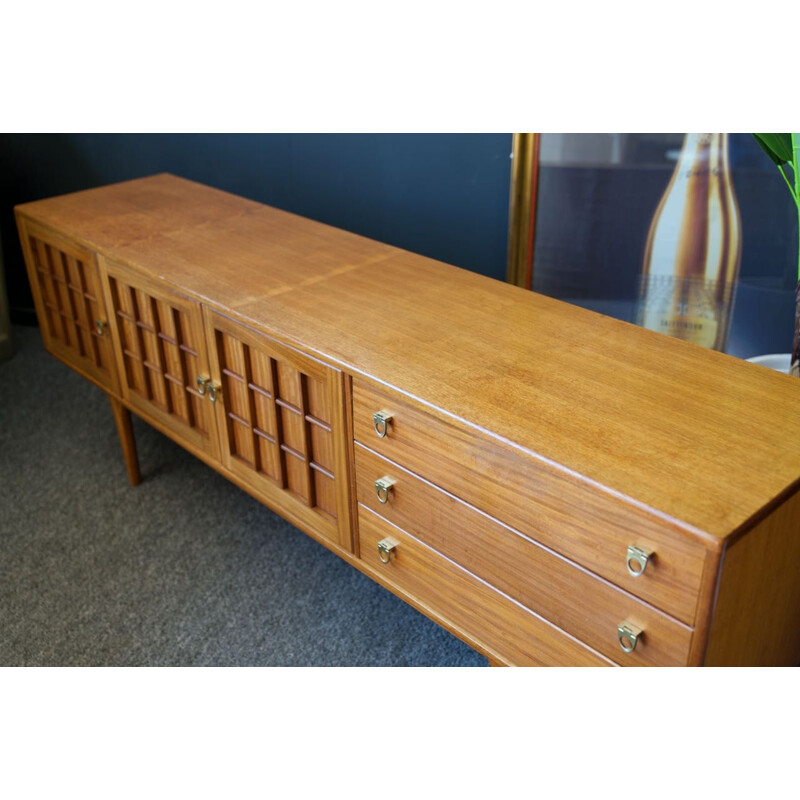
[0,326,486,666]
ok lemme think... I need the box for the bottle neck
[677,133,728,179]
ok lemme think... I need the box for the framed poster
[506,133,798,360]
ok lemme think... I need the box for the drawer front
[359,505,614,666]
[357,444,693,666]
[353,378,708,625]
[18,217,118,393]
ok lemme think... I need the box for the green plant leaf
[753,132,793,165]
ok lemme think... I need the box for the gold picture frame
[505,133,540,289]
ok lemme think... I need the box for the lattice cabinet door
[102,257,220,461]
[18,217,118,393]
[205,308,353,552]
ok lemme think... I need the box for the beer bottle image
[636,133,742,351]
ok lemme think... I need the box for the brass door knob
[375,476,396,504]
[377,537,398,564]
[626,545,653,577]
[617,622,643,653]
[373,410,393,438]
[207,382,222,403]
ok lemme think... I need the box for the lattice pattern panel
[108,276,212,439]
[28,234,113,378]
[216,330,338,519]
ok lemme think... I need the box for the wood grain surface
[205,308,353,551]
[15,173,800,666]
[100,256,221,461]
[18,216,118,394]
[108,395,141,486]
[354,378,710,625]
[356,443,694,665]
[704,486,800,666]
[17,174,800,542]
[358,505,615,667]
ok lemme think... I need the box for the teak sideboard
[15,174,800,666]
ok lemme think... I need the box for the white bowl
[746,353,792,374]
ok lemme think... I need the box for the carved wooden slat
[169,306,195,428]
[120,282,150,399]
[269,356,288,488]
[242,342,263,474]
[69,255,101,367]
[34,238,65,343]
[148,295,172,414]
[298,373,316,508]
[50,246,81,354]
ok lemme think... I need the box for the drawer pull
[94,318,107,336]
[207,381,222,403]
[375,476,397,504]
[373,410,393,438]
[617,622,643,653]
[626,545,653,577]
[196,375,209,395]
[377,537,399,564]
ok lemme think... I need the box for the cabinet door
[18,217,118,392]
[205,308,353,551]
[102,258,219,460]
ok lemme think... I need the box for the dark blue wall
[0,134,513,319]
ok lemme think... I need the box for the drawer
[353,378,709,625]
[358,505,614,666]
[357,444,693,666]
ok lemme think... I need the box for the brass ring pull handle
[207,382,221,403]
[617,622,643,653]
[196,375,209,396]
[375,476,396,504]
[373,410,393,438]
[377,537,398,564]
[626,545,654,578]
[94,319,107,336]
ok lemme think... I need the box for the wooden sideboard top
[16,173,800,540]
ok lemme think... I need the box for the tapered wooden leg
[109,395,141,486]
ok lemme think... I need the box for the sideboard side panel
[704,486,800,666]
